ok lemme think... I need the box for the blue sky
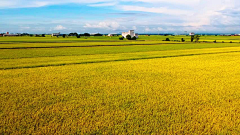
[0,0,240,34]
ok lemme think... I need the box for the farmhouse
[4,34,20,37]
[108,33,118,37]
[122,30,138,38]
[189,32,195,36]
[3,32,20,37]
[52,32,61,37]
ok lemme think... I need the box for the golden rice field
[1,36,240,134]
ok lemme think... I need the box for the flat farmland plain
[1,36,240,134]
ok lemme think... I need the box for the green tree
[194,35,201,42]
[191,35,194,42]
[132,36,137,40]
[119,37,124,40]
[93,33,103,36]
[69,33,78,36]
[181,38,185,42]
[166,38,170,41]
[126,35,131,40]
[83,33,90,36]
[191,35,200,42]
[76,34,81,38]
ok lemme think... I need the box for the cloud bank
[0,0,240,33]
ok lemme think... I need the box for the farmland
[1,35,240,134]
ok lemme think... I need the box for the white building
[189,32,195,36]
[108,33,118,37]
[122,30,138,38]
[3,34,19,37]
[52,32,60,37]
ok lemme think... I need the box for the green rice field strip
[1,36,240,134]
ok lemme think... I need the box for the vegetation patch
[1,36,240,134]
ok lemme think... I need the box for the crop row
[1,51,240,134]
[1,47,240,70]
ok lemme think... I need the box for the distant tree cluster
[82,33,90,36]
[68,33,78,36]
[34,34,45,37]
[21,33,30,36]
[119,37,124,40]
[0,33,47,37]
[68,33,103,38]
[191,35,201,42]
[68,33,91,38]
[125,35,137,40]
[93,33,103,36]
[163,38,184,42]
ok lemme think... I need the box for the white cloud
[84,21,121,30]
[53,25,66,30]
[89,2,117,7]
[132,26,137,30]
[144,27,150,32]
[157,27,164,31]
[0,0,115,8]
[120,5,188,15]
[20,26,30,29]
[0,0,209,9]
[1,0,240,33]
[145,27,164,32]
[129,0,200,4]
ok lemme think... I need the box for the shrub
[132,36,137,40]
[126,35,131,40]
[213,40,216,43]
[230,41,232,43]
[194,35,201,42]
[83,33,90,36]
[76,34,81,38]
[69,33,78,36]
[181,38,185,42]
[119,37,124,40]
[166,38,170,41]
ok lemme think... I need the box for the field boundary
[0,43,187,49]
[1,50,240,70]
